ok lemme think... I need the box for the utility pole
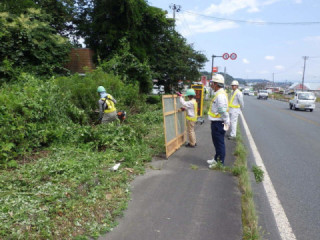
[169,4,181,25]
[301,56,308,91]
[224,67,226,79]
[211,55,215,80]
[272,72,274,87]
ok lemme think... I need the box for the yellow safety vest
[229,89,240,108]
[186,99,198,122]
[101,94,116,113]
[208,90,229,118]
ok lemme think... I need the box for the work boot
[185,143,195,148]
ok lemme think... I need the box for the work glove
[176,92,182,97]
[223,122,229,131]
[180,107,186,111]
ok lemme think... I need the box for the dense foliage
[0,9,71,82]
[0,70,164,239]
[75,0,207,91]
[0,69,148,167]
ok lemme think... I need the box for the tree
[100,39,152,94]
[0,0,77,37]
[0,8,71,82]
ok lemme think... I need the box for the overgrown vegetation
[0,8,71,82]
[0,69,164,239]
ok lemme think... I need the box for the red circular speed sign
[222,53,229,60]
[230,53,237,60]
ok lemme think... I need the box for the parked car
[152,85,165,95]
[257,90,268,100]
[289,92,316,112]
[249,91,254,96]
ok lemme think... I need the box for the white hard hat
[212,74,225,84]
[231,80,239,86]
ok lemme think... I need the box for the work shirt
[208,88,230,124]
[229,89,244,109]
[180,97,197,119]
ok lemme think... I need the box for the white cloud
[176,12,238,36]
[265,56,275,60]
[294,0,302,4]
[203,0,282,15]
[275,65,284,70]
[204,0,260,15]
[304,36,320,42]
[243,58,250,64]
[262,0,281,6]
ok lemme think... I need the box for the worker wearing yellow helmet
[228,80,244,140]
[207,74,230,167]
[177,89,198,148]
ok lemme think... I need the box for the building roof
[289,83,320,91]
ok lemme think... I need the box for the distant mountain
[235,78,270,84]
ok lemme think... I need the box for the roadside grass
[233,128,260,240]
[210,125,261,240]
[252,165,264,183]
[0,107,165,240]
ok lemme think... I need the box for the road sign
[230,53,237,60]
[212,67,218,72]
[222,53,229,60]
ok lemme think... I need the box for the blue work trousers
[211,121,226,164]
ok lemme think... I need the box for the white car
[257,90,268,100]
[289,92,316,112]
[249,91,254,96]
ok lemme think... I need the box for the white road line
[240,113,297,240]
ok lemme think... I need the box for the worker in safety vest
[207,74,230,167]
[228,80,244,140]
[178,89,198,147]
[97,86,117,123]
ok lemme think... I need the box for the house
[288,83,320,96]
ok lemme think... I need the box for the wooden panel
[162,95,186,158]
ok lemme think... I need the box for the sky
[148,0,320,83]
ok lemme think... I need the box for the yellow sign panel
[191,84,204,117]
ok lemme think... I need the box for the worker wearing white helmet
[228,80,244,140]
[207,74,230,167]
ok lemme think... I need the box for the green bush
[0,74,86,166]
[55,70,142,121]
[0,9,71,83]
[146,95,161,105]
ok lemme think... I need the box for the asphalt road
[241,96,320,240]
[100,119,242,240]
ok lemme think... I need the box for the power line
[183,10,320,25]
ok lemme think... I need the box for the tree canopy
[1,0,208,92]
[0,8,71,82]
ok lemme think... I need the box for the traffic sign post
[211,52,238,79]
[230,53,237,60]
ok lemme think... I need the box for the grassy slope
[0,105,164,240]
